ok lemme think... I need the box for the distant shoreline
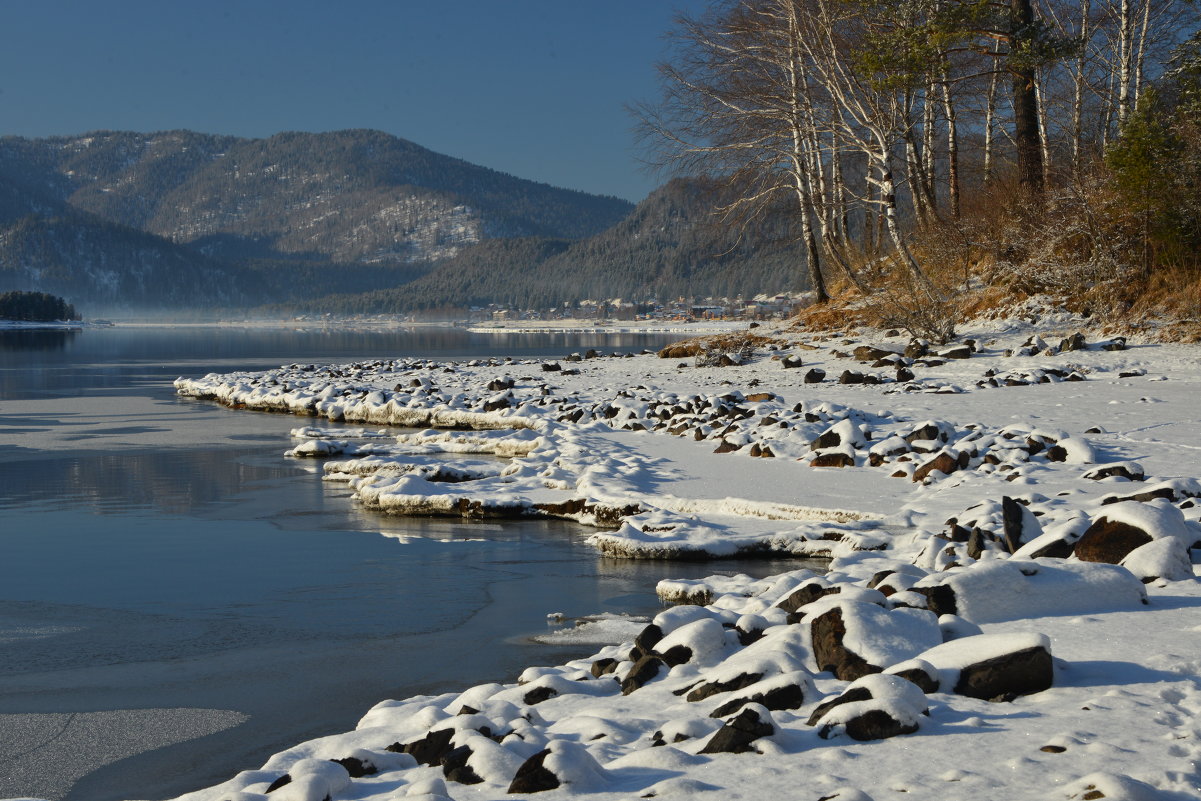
[23,318,754,334]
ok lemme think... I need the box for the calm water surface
[0,326,806,801]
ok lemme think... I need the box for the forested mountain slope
[0,130,634,265]
[310,179,807,315]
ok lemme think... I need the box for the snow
[161,321,1201,801]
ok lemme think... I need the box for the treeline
[0,290,78,321]
[639,0,1201,338]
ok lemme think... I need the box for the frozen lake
[0,326,803,801]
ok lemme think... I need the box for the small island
[0,290,80,323]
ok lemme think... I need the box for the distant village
[467,293,808,324]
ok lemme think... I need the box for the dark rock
[966,527,988,560]
[1101,337,1127,351]
[332,756,376,778]
[939,344,973,360]
[810,452,855,468]
[820,708,920,741]
[890,664,940,694]
[782,355,804,369]
[661,644,694,667]
[265,774,292,793]
[896,366,915,382]
[1060,332,1087,352]
[1083,464,1145,482]
[775,582,839,614]
[483,396,511,412]
[854,345,896,362]
[810,608,876,681]
[909,584,958,616]
[508,749,559,794]
[710,682,805,718]
[1000,496,1026,554]
[621,655,665,695]
[904,340,930,358]
[954,645,1053,701]
[1074,517,1154,564]
[838,370,880,384]
[904,423,947,443]
[811,429,843,450]
[685,672,763,702]
[397,728,456,766]
[804,368,826,383]
[524,685,558,705]
[912,451,959,482]
[442,745,484,785]
[1027,537,1077,559]
[487,378,515,391]
[591,658,618,677]
[541,362,561,372]
[629,624,664,661]
[713,439,742,454]
[699,706,775,754]
[805,687,872,726]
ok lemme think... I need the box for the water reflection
[0,328,79,352]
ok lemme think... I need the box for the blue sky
[0,1,709,201]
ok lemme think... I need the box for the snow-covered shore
[167,317,1201,801]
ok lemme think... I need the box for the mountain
[0,129,634,312]
[0,129,634,265]
[0,130,808,315]
[307,178,807,315]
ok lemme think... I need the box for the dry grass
[657,332,778,359]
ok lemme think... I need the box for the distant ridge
[305,178,806,316]
[0,130,806,314]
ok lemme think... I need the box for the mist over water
[0,326,803,801]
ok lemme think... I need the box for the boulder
[774,580,839,613]
[708,672,812,718]
[919,633,1053,701]
[808,602,942,681]
[912,451,959,482]
[1059,331,1087,352]
[685,672,763,702]
[810,674,928,741]
[507,741,607,794]
[854,345,897,362]
[629,624,667,662]
[507,749,559,793]
[804,368,826,384]
[1074,517,1153,564]
[782,355,804,369]
[883,658,940,693]
[699,705,775,754]
[938,344,973,359]
[392,728,456,766]
[621,654,665,695]
[909,560,1147,624]
[1082,462,1145,482]
[441,745,484,785]
[810,451,855,468]
[1073,500,1196,570]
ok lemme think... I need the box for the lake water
[0,326,805,801]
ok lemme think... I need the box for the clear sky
[0,1,710,202]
